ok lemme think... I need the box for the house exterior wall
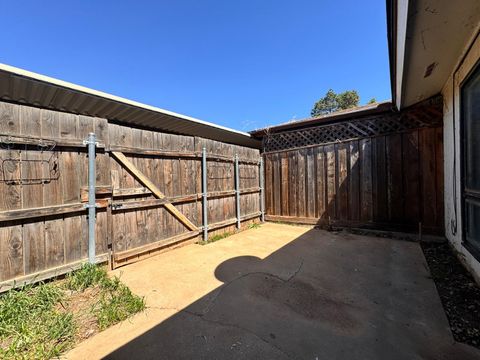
[442,30,480,281]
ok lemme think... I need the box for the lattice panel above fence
[263,97,443,152]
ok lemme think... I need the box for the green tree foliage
[311,89,360,117]
[368,97,377,104]
[336,90,360,111]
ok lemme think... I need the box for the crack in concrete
[183,309,295,359]
[286,259,304,282]
[151,258,306,359]
[199,259,305,316]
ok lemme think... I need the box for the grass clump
[67,264,145,330]
[0,283,75,359]
[65,263,108,291]
[0,264,145,359]
[199,231,234,245]
[199,222,262,245]
[95,277,145,330]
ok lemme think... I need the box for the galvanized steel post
[259,156,265,222]
[202,147,208,241]
[235,154,241,229]
[84,132,97,264]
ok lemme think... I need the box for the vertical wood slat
[372,137,388,223]
[297,149,306,217]
[0,102,262,283]
[402,131,420,225]
[20,106,45,275]
[435,127,444,230]
[337,143,349,221]
[280,152,289,216]
[420,128,437,229]
[348,141,360,221]
[42,109,65,269]
[386,134,404,223]
[359,139,373,222]
[273,153,281,215]
[0,103,24,280]
[288,151,298,217]
[326,145,336,221]
[315,146,326,219]
[262,123,443,235]
[306,147,315,218]
[62,114,82,264]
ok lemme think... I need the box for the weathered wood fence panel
[0,102,261,286]
[0,102,110,284]
[264,112,444,235]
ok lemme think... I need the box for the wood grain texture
[262,124,443,234]
[111,151,198,231]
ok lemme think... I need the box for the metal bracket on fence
[202,147,208,241]
[85,133,97,264]
[83,203,100,209]
[234,154,241,229]
[82,138,99,147]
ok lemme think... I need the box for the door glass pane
[465,200,480,252]
[462,66,480,192]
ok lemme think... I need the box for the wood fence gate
[0,102,262,289]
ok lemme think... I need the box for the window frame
[460,59,480,259]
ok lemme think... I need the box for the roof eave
[0,63,261,148]
[387,0,409,110]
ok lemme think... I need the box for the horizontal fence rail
[263,98,444,235]
[0,101,263,289]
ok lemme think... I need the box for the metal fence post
[202,147,208,241]
[235,154,241,229]
[84,132,97,264]
[259,156,265,222]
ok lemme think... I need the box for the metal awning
[0,63,260,148]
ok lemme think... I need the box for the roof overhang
[0,63,260,148]
[388,0,480,109]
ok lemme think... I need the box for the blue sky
[0,1,390,132]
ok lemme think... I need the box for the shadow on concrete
[105,227,480,359]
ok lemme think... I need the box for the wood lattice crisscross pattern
[263,97,443,152]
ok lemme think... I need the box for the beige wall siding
[442,29,480,281]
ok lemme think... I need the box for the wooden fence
[0,102,261,288]
[263,101,444,235]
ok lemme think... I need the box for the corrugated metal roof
[0,63,260,148]
[250,101,393,136]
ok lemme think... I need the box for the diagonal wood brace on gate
[111,151,198,231]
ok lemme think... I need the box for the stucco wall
[442,30,480,281]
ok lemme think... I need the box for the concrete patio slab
[65,223,480,360]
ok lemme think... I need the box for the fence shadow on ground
[104,226,475,360]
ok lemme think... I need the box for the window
[462,63,480,254]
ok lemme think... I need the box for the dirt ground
[65,223,480,360]
[422,242,480,347]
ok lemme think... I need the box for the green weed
[199,231,234,245]
[65,263,108,291]
[0,283,75,359]
[0,264,145,359]
[94,279,145,330]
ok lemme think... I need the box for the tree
[311,89,360,117]
[336,90,360,111]
[311,89,338,116]
[367,98,377,104]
